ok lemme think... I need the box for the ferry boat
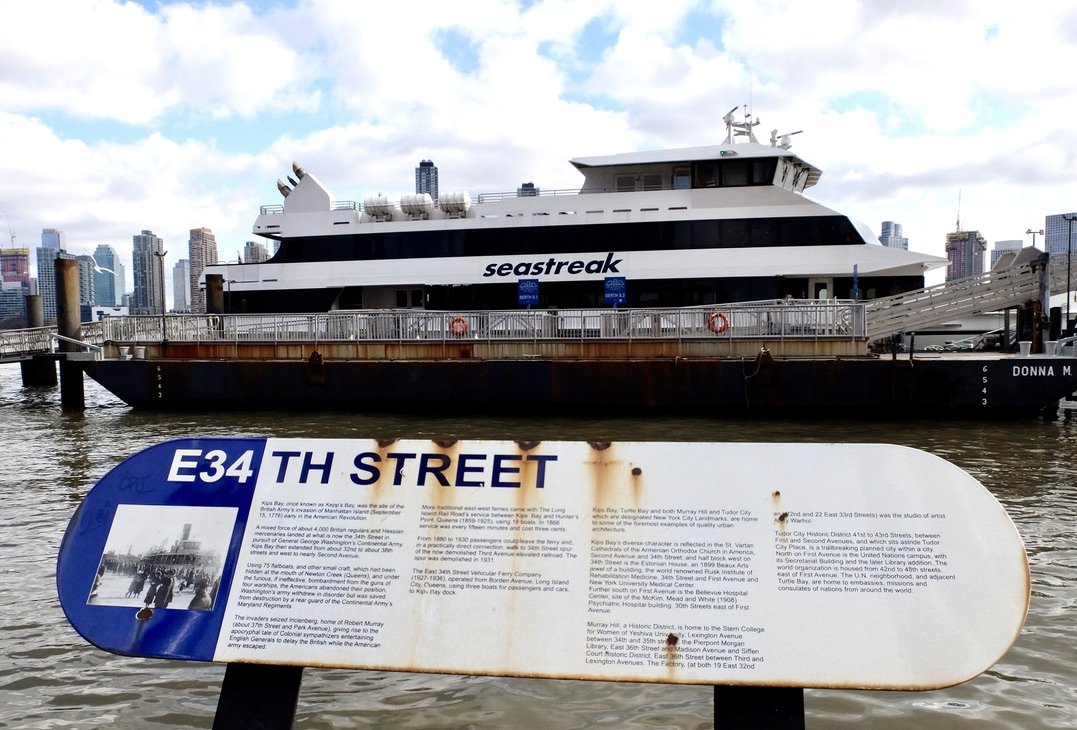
[204,108,946,313]
[79,110,1077,417]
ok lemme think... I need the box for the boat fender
[450,316,470,337]
[707,311,729,334]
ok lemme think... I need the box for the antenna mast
[955,189,962,232]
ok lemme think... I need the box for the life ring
[449,316,469,337]
[707,311,729,334]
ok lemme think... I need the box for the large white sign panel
[59,439,1028,690]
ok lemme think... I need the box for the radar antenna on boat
[723,105,761,144]
[770,129,803,149]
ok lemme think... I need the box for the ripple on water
[1,366,1076,729]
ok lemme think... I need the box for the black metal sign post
[213,663,304,730]
[714,686,804,729]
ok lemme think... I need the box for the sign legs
[213,663,303,730]
[714,686,804,729]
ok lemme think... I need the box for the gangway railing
[864,263,1046,341]
[0,322,104,361]
[98,300,864,347]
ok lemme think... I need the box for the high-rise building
[517,182,540,197]
[945,230,986,281]
[41,228,64,251]
[879,221,908,250]
[35,246,76,322]
[173,258,191,312]
[188,227,217,313]
[415,160,438,204]
[0,248,30,328]
[243,240,269,263]
[1045,212,1077,260]
[76,255,96,305]
[0,284,27,328]
[132,230,166,315]
[92,244,124,307]
[991,240,1023,268]
[1,248,30,287]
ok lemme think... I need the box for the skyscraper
[132,230,166,315]
[879,221,908,250]
[1,248,30,287]
[76,255,96,305]
[945,230,986,281]
[415,160,438,204]
[1045,212,1077,260]
[35,246,76,322]
[173,258,191,312]
[0,248,30,329]
[92,244,124,307]
[41,228,64,251]
[188,227,217,313]
[991,240,1023,268]
[243,240,269,263]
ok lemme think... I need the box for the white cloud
[1,0,1076,308]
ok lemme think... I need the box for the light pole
[152,249,168,314]
[1063,214,1076,335]
[1026,228,1044,248]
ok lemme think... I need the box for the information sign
[518,278,540,307]
[604,276,626,305]
[58,439,1028,689]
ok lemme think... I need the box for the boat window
[752,160,778,185]
[749,219,778,247]
[673,168,691,189]
[642,174,663,191]
[720,218,750,244]
[616,175,637,192]
[720,160,749,186]
[692,162,719,188]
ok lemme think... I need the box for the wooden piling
[55,258,84,410]
[20,294,56,386]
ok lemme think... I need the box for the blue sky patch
[433,27,481,75]
[676,4,728,50]
[827,91,927,137]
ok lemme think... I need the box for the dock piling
[55,258,84,410]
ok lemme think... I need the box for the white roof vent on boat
[364,193,395,221]
[439,191,472,218]
[400,193,435,220]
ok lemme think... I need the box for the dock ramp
[865,252,1071,341]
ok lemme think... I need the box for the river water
[1,363,1074,729]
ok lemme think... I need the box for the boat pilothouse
[207,108,945,314]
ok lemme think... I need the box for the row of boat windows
[271,216,865,264]
[230,274,926,314]
[614,159,779,192]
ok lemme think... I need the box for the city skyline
[1,1,1075,288]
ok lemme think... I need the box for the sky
[2,0,1076,307]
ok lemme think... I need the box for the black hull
[83,356,1077,418]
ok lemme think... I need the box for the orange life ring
[707,311,729,334]
[449,316,469,337]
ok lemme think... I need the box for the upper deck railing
[259,186,661,215]
[99,300,864,347]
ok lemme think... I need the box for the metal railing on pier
[0,322,104,362]
[99,300,864,347]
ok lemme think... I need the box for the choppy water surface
[0,364,1074,729]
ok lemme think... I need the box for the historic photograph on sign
[87,505,237,611]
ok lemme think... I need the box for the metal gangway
[864,260,1072,342]
[0,323,104,363]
